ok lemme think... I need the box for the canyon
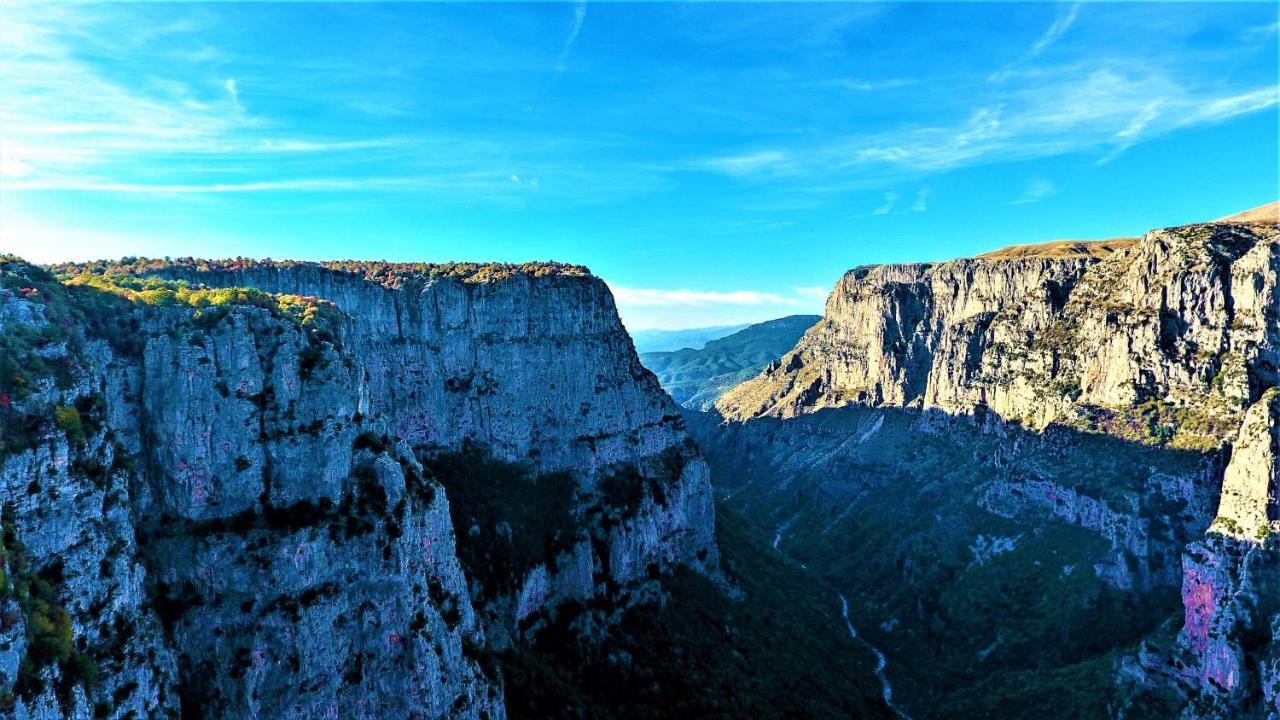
[0,201,1276,719]
[1,258,883,719]
[693,202,1280,718]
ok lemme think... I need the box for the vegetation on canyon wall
[497,504,893,720]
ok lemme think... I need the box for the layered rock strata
[719,220,1278,453]
[0,258,716,719]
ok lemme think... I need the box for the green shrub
[53,406,85,444]
[0,510,91,704]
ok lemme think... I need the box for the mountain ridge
[640,315,820,410]
[705,200,1280,719]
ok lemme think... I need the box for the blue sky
[1,2,1276,329]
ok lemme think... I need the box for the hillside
[640,315,820,410]
[1214,200,1280,223]
[704,203,1280,718]
[975,237,1138,260]
[687,405,1208,718]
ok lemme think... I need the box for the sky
[1,2,1277,330]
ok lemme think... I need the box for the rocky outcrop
[1124,535,1280,720]
[718,219,1279,453]
[717,256,1093,419]
[1125,391,1280,718]
[711,208,1280,717]
[1210,389,1280,541]
[0,258,717,718]
[979,465,1218,590]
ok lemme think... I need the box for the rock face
[1124,390,1280,719]
[1210,389,1280,541]
[718,219,1279,452]
[709,208,1280,717]
[0,258,716,719]
[1123,534,1280,719]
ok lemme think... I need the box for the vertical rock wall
[0,259,717,719]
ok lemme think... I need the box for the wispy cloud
[1096,98,1164,164]
[700,67,1277,187]
[1029,3,1080,57]
[1010,178,1056,205]
[693,150,794,177]
[223,78,242,111]
[1241,19,1279,43]
[0,0,1273,238]
[871,192,898,215]
[555,0,587,75]
[1191,86,1278,123]
[909,188,930,212]
[833,77,914,92]
[869,189,929,215]
[609,283,829,330]
[793,286,829,299]
[0,2,665,206]
[609,286,803,308]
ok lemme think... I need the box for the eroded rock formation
[719,219,1279,453]
[0,258,716,719]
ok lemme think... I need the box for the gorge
[0,202,1277,719]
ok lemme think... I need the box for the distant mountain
[640,315,821,410]
[629,323,750,354]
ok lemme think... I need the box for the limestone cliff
[1209,389,1280,542]
[710,205,1280,717]
[718,218,1278,453]
[0,257,716,719]
[1123,390,1280,719]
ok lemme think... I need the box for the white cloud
[871,192,898,215]
[695,150,793,177]
[1191,87,1279,123]
[1010,178,1056,205]
[0,3,664,207]
[1114,100,1164,142]
[254,138,407,153]
[5,179,383,193]
[2,172,573,198]
[793,286,829,299]
[1029,3,1080,57]
[909,188,930,212]
[224,77,242,111]
[834,77,913,92]
[1241,20,1279,43]
[608,283,829,330]
[555,0,587,74]
[609,286,803,308]
[701,64,1276,186]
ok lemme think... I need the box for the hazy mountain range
[628,324,751,354]
[638,315,820,410]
